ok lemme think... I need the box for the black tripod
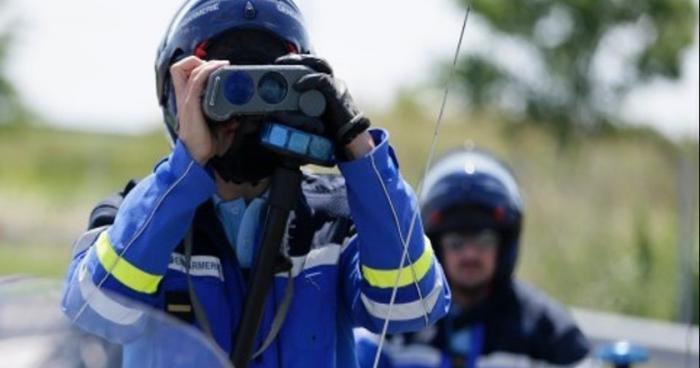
[231,159,302,368]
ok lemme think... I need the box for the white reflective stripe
[361,275,443,321]
[77,252,143,326]
[278,244,342,278]
[168,253,224,280]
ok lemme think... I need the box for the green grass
[0,243,72,278]
[0,125,170,203]
[0,115,697,322]
[0,124,170,278]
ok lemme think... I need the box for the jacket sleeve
[523,283,591,365]
[61,141,216,340]
[531,308,590,365]
[338,129,451,334]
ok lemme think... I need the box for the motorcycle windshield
[0,277,233,368]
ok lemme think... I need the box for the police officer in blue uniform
[356,149,590,367]
[60,1,450,367]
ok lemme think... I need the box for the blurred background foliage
[455,0,698,142]
[0,0,698,324]
[0,0,22,126]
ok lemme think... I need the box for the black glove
[275,54,371,146]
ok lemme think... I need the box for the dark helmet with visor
[155,0,313,143]
[154,0,313,182]
[420,149,524,282]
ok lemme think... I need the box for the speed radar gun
[203,64,330,368]
[203,65,332,166]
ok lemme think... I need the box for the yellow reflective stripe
[95,232,162,294]
[362,236,435,288]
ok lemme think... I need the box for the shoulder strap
[184,229,215,340]
[252,268,294,359]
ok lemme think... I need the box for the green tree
[0,0,21,125]
[455,0,697,141]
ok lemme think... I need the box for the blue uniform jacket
[61,129,451,367]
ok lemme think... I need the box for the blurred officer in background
[60,0,450,367]
[356,149,590,367]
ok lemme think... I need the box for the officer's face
[211,116,261,156]
[440,230,499,290]
[212,119,240,156]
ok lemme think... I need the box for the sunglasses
[441,230,500,251]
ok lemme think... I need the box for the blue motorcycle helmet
[420,148,524,283]
[155,0,313,182]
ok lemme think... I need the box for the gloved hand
[275,54,371,146]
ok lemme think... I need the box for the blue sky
[4,0,698,139]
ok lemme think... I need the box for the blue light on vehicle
[223,71,255,105]
[596,341,649,365]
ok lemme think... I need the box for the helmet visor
[205,29,291,65]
